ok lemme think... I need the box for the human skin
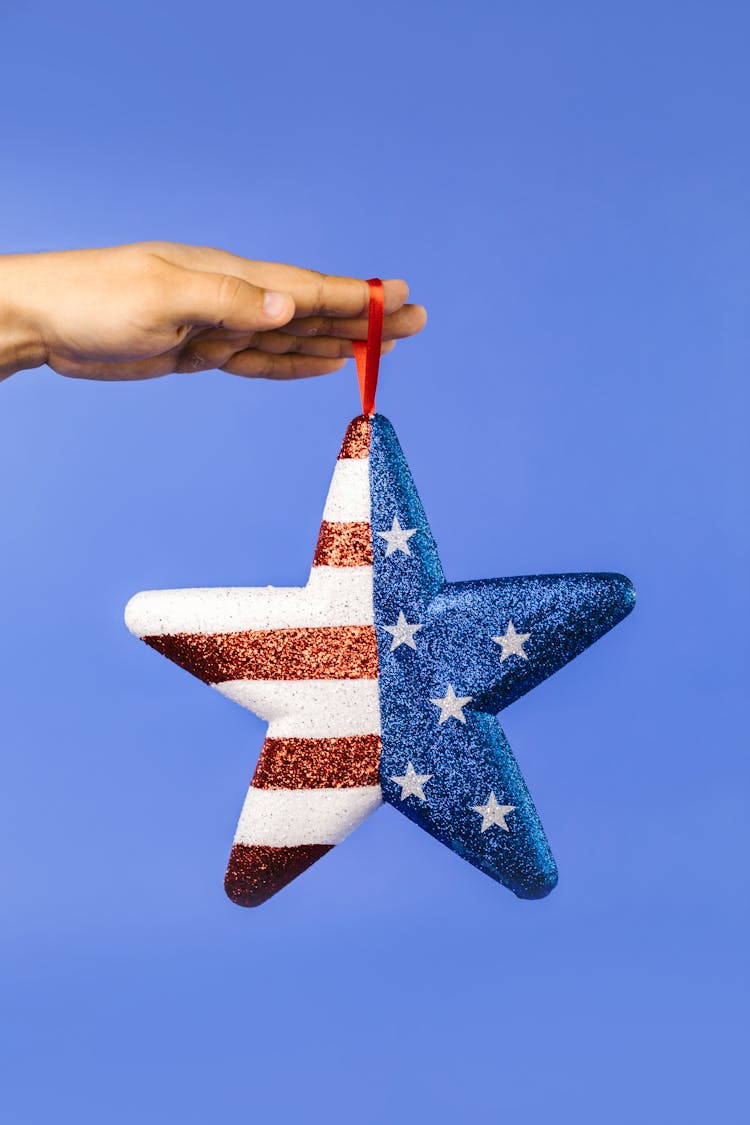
[0,241,427,382]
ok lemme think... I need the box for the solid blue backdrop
[1,2,747,1122]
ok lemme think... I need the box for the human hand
[0,241,426,381]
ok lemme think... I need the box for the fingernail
[263,290,292,319]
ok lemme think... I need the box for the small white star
[390,761,431,801]
[430,684,473,724]
[377,515,417,558]
[493,620,531,662]
[472,792,515,833]
[383,610,423,651]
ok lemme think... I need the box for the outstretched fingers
[219,338,394,379]
[284,303,427,341]
[147,243,411,320]
[174,332,395,372]
[220,352,349,380]
[51,337,395,381]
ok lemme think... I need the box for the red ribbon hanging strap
[352,277,384,416]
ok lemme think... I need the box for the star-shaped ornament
[126,414,634,907]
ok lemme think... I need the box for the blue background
[1,2,747,1121]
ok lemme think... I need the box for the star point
[493,620,531,662]
[430,684,473,724]
[377,515,417,557]
[472,792,515,833]
[383,610,423,651]
[390,761,431,801]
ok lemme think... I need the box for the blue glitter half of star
[369,414,635,899]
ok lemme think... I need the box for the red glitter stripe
[338,415,371,459]
[224,843,332,906]
[313,521,373,567]
[143,625,378,683]
[252,734,381,789]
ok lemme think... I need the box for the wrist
[0,255,47,381]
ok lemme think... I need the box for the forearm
[0,255,46,380]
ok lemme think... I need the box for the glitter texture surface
[338,414,371,459]
[144,625,378,682]
[313,521,373,567]
[224,843,333,906]
[369,415,635,899]
[252,735,381,789]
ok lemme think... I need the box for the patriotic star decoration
[125,414,634,906]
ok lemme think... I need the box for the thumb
[167,267,295,331]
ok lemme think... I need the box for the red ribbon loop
[353,277,384,416]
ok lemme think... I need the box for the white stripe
[124,566,374,636]
[321,458,370,523]
[214,678,381,737]
[234,785,383,846]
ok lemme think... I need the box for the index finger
[149,243,410,318]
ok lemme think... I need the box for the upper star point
[430,684,473,724]
[377,515,417,557]
[493,620,531,662]
[384,610,423,651]
[472,791,515,832]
